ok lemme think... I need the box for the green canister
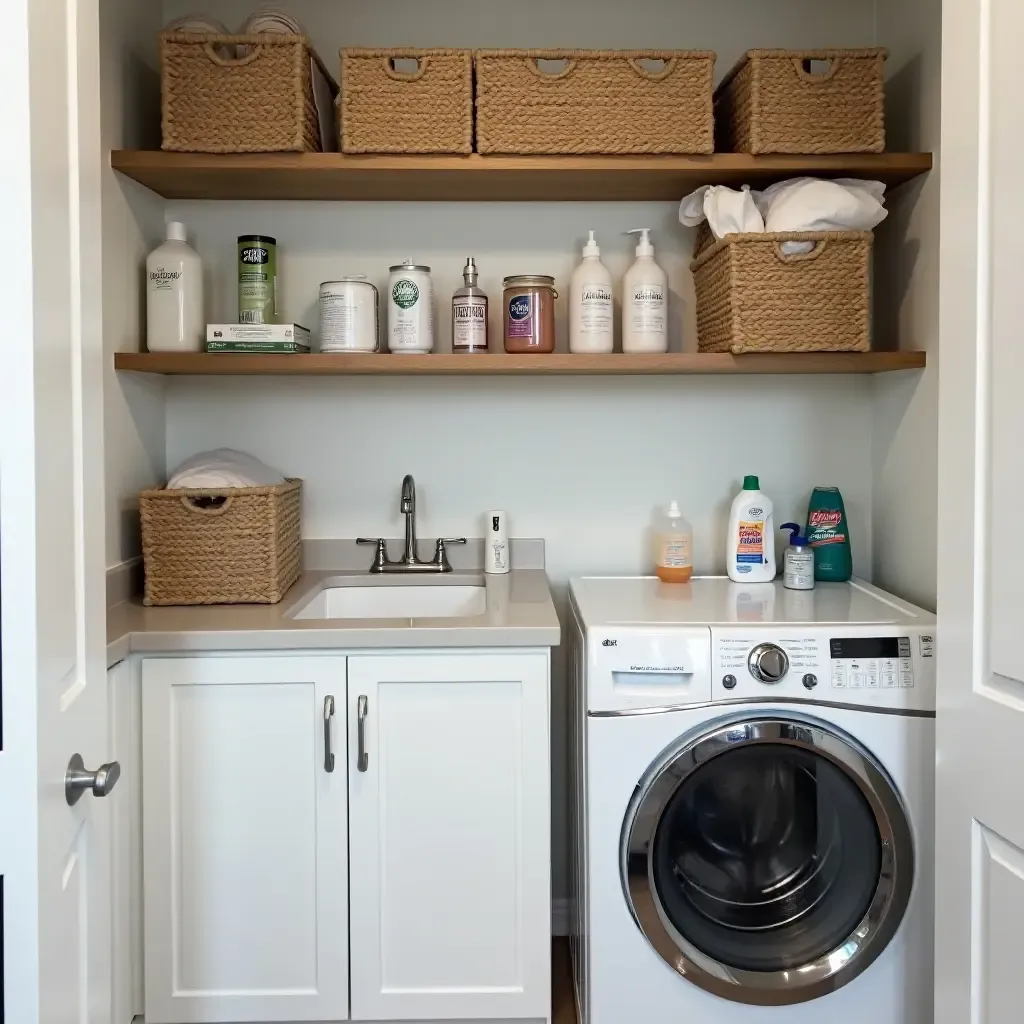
[806,486,853,582]
[237,235,277,324]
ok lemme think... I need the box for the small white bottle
[146,221,203,352]
[569,230,614,353]
[653,501,693,583]
[485,510,510,574]
[781,523,815,590]
[622,228,668,353]
[726,475,776,583]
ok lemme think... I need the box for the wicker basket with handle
[140,479,302,606]
[340,48,473,154]
[475,49,715,155]
[161,32,336,153]
[691,227,872,354]
[714,48,886,154]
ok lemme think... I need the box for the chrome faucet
[357,474,466,573]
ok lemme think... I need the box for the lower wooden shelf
[114,351,926,376]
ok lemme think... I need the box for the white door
[0,0,114,1021]
[141,655,349,1024]
[348,651,551,1022]
[935,0,1024,1019]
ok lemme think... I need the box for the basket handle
[792,56,843,83]
[203,42,263,66]
[383,55,429,81]
[628,56,677,81]
[773,240,827,263]
[525,56,578,81]
[179,494,235,516]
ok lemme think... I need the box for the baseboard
[552,898,570,936]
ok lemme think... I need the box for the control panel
[829,636,913,689]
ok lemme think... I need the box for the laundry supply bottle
[806,486,853,581]
[781,522,815,591]
[653,501,694,583]
[146,221,203,352]
[726,476,776,583]
[622,228,668,353]
[569,231,614,353]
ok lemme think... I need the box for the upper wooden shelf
[110,150,933,202]
[114,351,926,376]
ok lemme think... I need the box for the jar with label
[503,275,557,353]
[320,277,378,352]
[452,257,488,353]
[389,261,434,353]
[238,235,278,325]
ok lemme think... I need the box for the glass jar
[503,275,557,353]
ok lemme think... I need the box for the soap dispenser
[569,230,614,353]
[622,228,668,353]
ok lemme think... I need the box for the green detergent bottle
[806,486,852,582]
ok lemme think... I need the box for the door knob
[65,753,120,806]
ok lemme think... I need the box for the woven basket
[140,479,302,606]
[714,48,886,154]
[161,32,337,153]
[475,49,715,155]
[340,49,473,154]
[691,227,872,354]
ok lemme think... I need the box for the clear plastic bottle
[653,501,694,583]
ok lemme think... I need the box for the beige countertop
[106,568,560,667]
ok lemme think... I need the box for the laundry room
[5,0,1017,1021]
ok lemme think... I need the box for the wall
[101,0,167,568]
[870,0,941,611]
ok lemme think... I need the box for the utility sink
[290,582,487,620]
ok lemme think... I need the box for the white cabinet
[141,655,349,1024]
[348,651,551,1022]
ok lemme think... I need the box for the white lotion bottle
[569,230,614,353]
[726,475,776,583]
[622,228,668,353]
[485,510,510,574]
[146,221,203,352]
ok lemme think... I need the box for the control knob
[748,643,790,684]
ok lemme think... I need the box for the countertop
[106,568,560,667]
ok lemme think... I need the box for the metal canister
[319,277,379,352]
[388,260,434,353]
[237,235,277,324]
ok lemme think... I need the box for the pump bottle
[622,228,668,353]
[569,230,614,353]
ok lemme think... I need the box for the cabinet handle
[357,695,369,772]
[324,695,335,773]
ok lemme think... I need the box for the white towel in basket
[167,449,286,490]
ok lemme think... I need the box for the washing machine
[568,576,935,1024]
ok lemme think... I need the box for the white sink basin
[291,583,486,620]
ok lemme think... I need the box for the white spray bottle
[622,228,668,353]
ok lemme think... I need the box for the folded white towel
[163,13,232,34]
[239,8,307,36]
[168,449,287,490]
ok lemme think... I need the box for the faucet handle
[356,537,389,572]
[434,537,467,572]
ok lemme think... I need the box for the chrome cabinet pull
[65,754,121,806]
[324,695,335,773]
[357,695,369,772]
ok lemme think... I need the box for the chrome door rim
[620,712,915,1006]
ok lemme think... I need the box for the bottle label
[736,521,765,564]
[629,284,666,336]
[784,550,815,588]
[807,509,847,546]
[507,293,534,338]
[453,296,488,350]
[660,536,692,569]
[581,283,613,335]
[149,266,182,293]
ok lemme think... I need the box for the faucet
[357,474,467,573]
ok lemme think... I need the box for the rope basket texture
[140,479,302,605]
[340,48,473,154]
[714,48,887,154]
[475,49,715,154]
[691,228,872,354]
[161,32,336,153]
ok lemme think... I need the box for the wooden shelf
[110,151,933,202]
[114,351,926,376]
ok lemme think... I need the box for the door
[141,655,348,1023]
[348,651,550,1021]
[936,0,1024,1018]
[0,0,114,1021]
[622,713,914,1006]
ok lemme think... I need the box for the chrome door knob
[748,643,790,684]
[65,753,121,806]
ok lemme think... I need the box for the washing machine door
[622,713,914,1006]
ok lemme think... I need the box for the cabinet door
[348,651,551,1021]
[142,655,348,1023]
